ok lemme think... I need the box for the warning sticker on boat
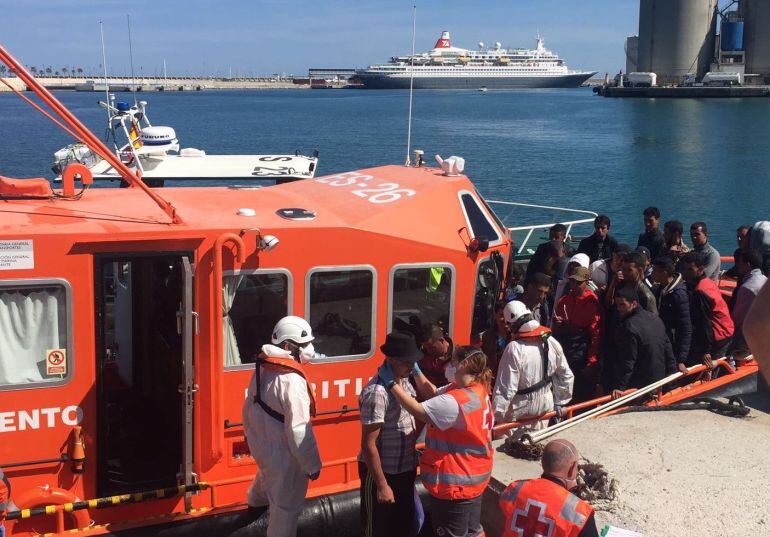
[0,240,34,270]
[46,349,67,376]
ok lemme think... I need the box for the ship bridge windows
[389,264,455,339]
[0,280,72,389]
[306,267,375,362]
[223,270,292,369]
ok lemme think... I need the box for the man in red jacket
[681,251,734,366]
[553,267,603,402]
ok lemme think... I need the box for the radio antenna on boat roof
[404,4,416,167]
[127,14,138,105]
[99,20,110,123]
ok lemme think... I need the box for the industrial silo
[743,0,770,80]
[637,0,718,83]
[626,36,639,73]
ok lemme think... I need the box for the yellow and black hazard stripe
[6,482,209,521]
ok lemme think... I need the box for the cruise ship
[355,31,597,89]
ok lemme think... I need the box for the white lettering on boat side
[0,406,83,433]
[316,173,416,204]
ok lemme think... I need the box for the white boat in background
[53,96,318,185]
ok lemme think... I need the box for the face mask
[298,342,316,364]
[444,363,457,383]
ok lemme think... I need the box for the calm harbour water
[1,88,769,254]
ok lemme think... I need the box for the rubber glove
[309,470,321,481]
[411,361,422,378]
[377,360,396,389]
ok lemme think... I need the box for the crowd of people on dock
[238,212,769,537]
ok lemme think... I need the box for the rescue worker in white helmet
[242,315,322,537]
[492,301,574,438]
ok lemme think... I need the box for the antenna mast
[405,5,416,166]
[99,20,110,124]
[127,14,138,105]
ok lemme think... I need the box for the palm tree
[29,66,37,76]
[76,67,83,76]
[45,67,52,76]
[0,65,7,77]
[61,67,68,76]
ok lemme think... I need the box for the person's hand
[376,483,395,504]
[377,361,395,389]
[678,363,688,375]
[615,270,625,282]
[611,389,624,400]
[308,470,320,481]
[552,316,564,328]
[411,361,422,378]
[554,404,563,421]
[703,354,714,370]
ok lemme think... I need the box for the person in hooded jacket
[651,256,692,372]
[553,253,597,307]
[242,316,322,537]
[493,301,574,438]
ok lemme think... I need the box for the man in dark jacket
[621,252,657,314]
[651,256,692,372]
[525,224,573,281]
[611,287,677,397]
[578,214,619,263]
[637,207,666,260]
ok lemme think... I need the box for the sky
[1,1,644,77]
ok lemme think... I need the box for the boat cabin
[0,164,511,535]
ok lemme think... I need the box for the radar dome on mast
[478,42,485,49]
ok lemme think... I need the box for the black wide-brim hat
[380,332,422,363]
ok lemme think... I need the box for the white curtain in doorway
[0,287,66,386]
[223,275,244,367]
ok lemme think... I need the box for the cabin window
[223,271,291,368]
[390,265,454,338]
[306,267,375,361]
[0,281,72,388]
[460,192,501,244]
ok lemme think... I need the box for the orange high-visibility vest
[499,477,595,537]
[420,382,493,500]
[255,353,316,419]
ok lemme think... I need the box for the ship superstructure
[356,31,597,89]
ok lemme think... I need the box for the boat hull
[355,72,597,89]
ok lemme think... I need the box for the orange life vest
[420,382,493,500]
[515,325,551,340]
[499,477,595,537]
[255,353,316,420]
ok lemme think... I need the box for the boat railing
[486,200,598,259]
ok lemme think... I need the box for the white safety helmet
[503,301,531,325]
[271,315,314,345]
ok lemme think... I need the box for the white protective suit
[243,344,322,537]
[492,332,574,439]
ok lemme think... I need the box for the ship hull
[355,72,597,89]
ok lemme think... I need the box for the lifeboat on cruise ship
[0,43,759,537]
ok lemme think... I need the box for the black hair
[615,285,639,303]
[735,248,762,269]
[738,225,751,234]
[528,272,552,288]
[651,256,675,275]
[418,322,444,344]
[546,241,562,258]
[550,223,567,236]
[623,252,646,269]
[664,220,683,235]
[615,243,633,255]
[594,215,611,228]
[690,221,708,235]
[681,251,705,268]
[643,207,660,219]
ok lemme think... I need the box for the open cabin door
[95,253,195,498]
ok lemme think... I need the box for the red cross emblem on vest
[511,499,555,537]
